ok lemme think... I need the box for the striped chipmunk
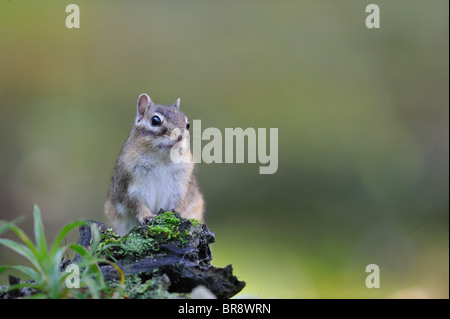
[104,93,204,236]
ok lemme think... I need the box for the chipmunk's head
[133,93,190,149]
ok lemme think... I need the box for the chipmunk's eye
[151,116,162,126]
[186,121,190,130]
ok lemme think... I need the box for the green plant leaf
[0,220,39,260]
[67,243,104,287]
[47,245,70,298]
[5,281,42,295]
[51,246,68,270]
[50,220,87,258]
[0,206,114,299]
[33,205,48,260]
[0,238,42,274]
[82,275,100,299]
[89,223,101,254]
[0,216,26,236]
[0,264,41,283]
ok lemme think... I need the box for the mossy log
[74,211,245,299]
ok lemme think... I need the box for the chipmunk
[104,93,204,236]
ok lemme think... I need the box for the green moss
[153,211,181,226]
[189,218,202,227]
[124,232,159,258]
[95,211,195,261]
[97,228,120,248]
[145,211,191,244]
[119,274,179,299]
[95,228,121,261]
[96,229,160,261]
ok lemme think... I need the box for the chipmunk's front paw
[138,214,155,226]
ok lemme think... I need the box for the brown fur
[104,93,204,236]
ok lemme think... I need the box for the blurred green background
[0,1,448,298]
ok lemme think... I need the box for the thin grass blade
[0,220,39,259]
[0,216,26,236]
[0,238,42,273]
[50,220,87,258]
[0,264,41,283]
[33,205,48,260]
[67,243,104,287]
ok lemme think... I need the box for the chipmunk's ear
[174,98,181,109]
[137,93,152,121]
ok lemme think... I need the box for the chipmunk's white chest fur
[128,160,190,214]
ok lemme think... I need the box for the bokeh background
[0,1,448,298]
